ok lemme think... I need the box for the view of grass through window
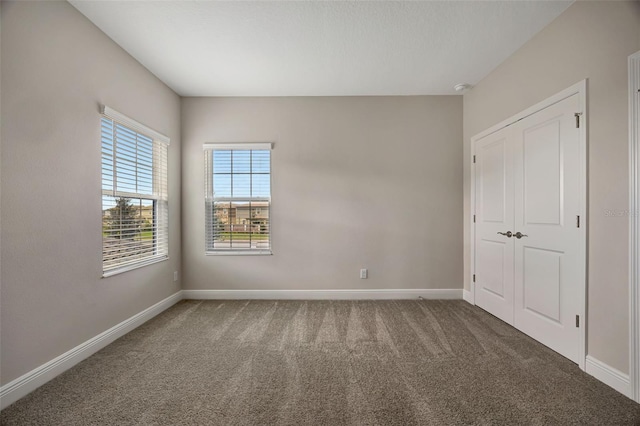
[102,197,156,268]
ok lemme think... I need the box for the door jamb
[628,50,640,403]
[469,80,588,371]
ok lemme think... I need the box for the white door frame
[469,80,588,371]
[628,50,640,403]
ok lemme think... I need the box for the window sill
[206,251,272,256]
[102,256,169,278]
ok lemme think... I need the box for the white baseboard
[0,291,183,410]
[463,289,474,304]
[585,356,632,399]
[182,288,463,300]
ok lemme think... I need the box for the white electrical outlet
[173,271,178,282]
[360,268,368,279]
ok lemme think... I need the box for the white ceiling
[70,1,572,97]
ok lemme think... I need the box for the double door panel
[475,94,581,364]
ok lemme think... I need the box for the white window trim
[203,142,272,151]
[101,105,170,145]
[102,256,170,278]
[101,105,170,276]
[204,142,273,256]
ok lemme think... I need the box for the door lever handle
[497,231,513,238]
[514,232,528,239]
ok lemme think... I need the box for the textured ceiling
[70,1,572,96]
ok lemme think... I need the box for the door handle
[497,231,513,238]
[514,232,528,239]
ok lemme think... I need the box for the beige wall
[463,1,640,373]
[182,97,462,292]
[0,1,181,385]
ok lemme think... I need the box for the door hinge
[473,214,476,223]
[575,315,580,327]
[473,155,476,164]
[574,112,582,128]
[576,215,580,228]
[473,274,476,283]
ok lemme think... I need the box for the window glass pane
[139,199,154,242]
[213,173,231,198]
[249,201,270,249]
[228,201,251,249]
[212,201,230,250]
[232,174,251,198]
[212,201,229,232]
[251,174,270,198]
[102,195,117,218]
[102,166,114,193]
[232,150,251,173]
[102,197,155,268]
[116,170,137,193]
[252,150,270,173]
[213,150,231,174]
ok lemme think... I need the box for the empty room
[1,0,640,424]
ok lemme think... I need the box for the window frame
[101,106,170,277]
[203,143,273,256]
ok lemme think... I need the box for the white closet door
[512,94,582,363]
[474,126,515,325]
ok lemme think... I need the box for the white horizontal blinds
[101,111,169,274]
[204,145,271,253]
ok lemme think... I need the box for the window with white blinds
[101,106,169,275]
[204,143,272,254]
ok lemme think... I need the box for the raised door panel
[480,140,507,224]
[523,121,562,226]
[522,247,562,324]
[477,240,507,298]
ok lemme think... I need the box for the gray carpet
[1,300,639,425]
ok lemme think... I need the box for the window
[204,143,272,254]
[101,106,169,275]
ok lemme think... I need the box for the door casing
[628,50,640,403]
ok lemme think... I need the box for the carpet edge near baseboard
[181,288,463,300]
[0,290,183,410]
[585,355,632,399]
